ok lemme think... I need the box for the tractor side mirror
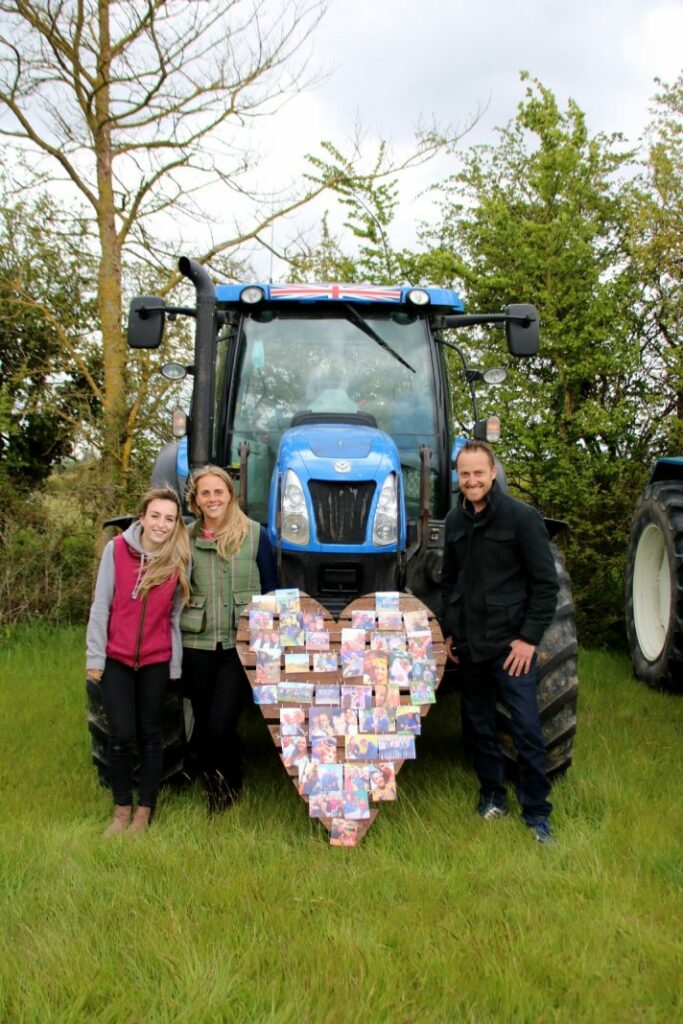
[128,296,166,349]
[505,304,539,357]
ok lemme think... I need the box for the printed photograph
[303,609,326,633]
[375,591,400,611]
[306,630,330,651]
[298,761,322,796]
[248,608,274,630]
[278,682,314,703]
[310,736,338,763]
[312,651,338,673]
[388,653,413,687]
[407,632,433,660]
[254,659,280,685]
[345,733,379,760]
[250,593,278,614]
[275,588,301,613]
[377,735,416,760]
[314,684,340,705]
[280,706,307,736]
[374,682,401,708]
[252,684,278,705]
[362,650,389,687]
[343,763,372,793]
[411,658,438,686]
[371,632,407,653]
[279,610,304,629]
[410,681,436,705]
[403,609,430,634]
[351,609,376,630]
[342,789,370,820]
[329,818,361,847]
[370,762,397,801]
[359,706,396,734]
[308,707,336,738]
[281,736,310,768]
[376,610,404,632]
[340,651,364,678]
[308,792,344,819]
[316,763,343,793]
[332,707,358,736]
[249,630,282,658]
[280,624,305,647]
[395,707,421,734]
[284,652,310,674]
[340,685,373,710]
[340,627,366,652]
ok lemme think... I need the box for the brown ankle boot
[104,805,132,837]
[128,805,152,834]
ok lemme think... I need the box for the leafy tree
[0,0,454,506]
[422,76,650,645]
[0,173,99,488]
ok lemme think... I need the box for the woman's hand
[87,669,103,682]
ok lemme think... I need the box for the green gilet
[181,519,261,650]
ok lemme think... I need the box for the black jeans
[459,651,552,820]
[100,658,169,809]
[182,645,250,791]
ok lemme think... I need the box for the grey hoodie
[86,521,184,678]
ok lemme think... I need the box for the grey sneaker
[477,798,508,820]
[526,817,556,845]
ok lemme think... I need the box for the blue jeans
[459,651,552,820]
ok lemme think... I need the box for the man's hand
[503,639,535,677]
[445,636,460,665]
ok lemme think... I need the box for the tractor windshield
[224,311,440,524]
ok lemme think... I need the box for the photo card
[278,682,314,703]
[312,652,338,673]
[377,734,416,760]
[249,630,282,658]
[303,609,327,633]
[275,588,301,613]
[308,706,336,739]
[351,609,376,630]
[369,762,397,801]
[332,707,358,736]
[315,684,341,705]
[403,609,430,634]
[340,685,373,710]
[284,652,309,674]
[306,630,330,651]
[374,682,401,709]
[375,591,400,611]
[362,650,389,688]
[280,706,307,736]
[359,706,396,734]
[248,608,274,630]
[342,789,370,820]
[252,684,278,705]
[395,706,421,734]
[310,736,338,763]
[330,818,361,847]
[345,733,379,760]
[340,628,366,652]
[376,610,403,632]
[341,651,364,679]
[410,681,436,705]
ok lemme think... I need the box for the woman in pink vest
[86,487,190,836]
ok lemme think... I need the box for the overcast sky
[243,0,683,276]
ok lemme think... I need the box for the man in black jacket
[440,441,559,844]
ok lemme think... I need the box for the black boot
[203,770,241,813]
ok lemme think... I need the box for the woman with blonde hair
[86,487,190,836]
[182,465,276,811]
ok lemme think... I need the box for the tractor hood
[280,422,395,478]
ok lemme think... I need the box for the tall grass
[1,627,681,1023]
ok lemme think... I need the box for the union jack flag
[269,284,402,302]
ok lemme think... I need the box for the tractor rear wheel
[497,545,578,778]
[625,483,683,691]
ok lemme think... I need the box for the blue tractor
[110,257,577,777]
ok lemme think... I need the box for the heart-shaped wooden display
[236,591,445,846]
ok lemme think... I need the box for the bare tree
[0,0,464,498]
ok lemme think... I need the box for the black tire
[86,676,187,789]
[496,545,579,778]
[625,482,683,691]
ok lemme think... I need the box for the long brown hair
[186,465,250,560]
[136,487,191,603]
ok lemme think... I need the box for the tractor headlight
[281,470,310,545]
[372,474,398,546]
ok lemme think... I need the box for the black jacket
[439,482,559,662]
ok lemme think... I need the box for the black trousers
[100,658,169,809]
[459,651,552,820]
[182,645,250,791]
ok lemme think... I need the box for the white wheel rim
[632,522,672,661]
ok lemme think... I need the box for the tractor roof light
[240,286,265,305]
[406,288,430,307]
[486,415,501,443]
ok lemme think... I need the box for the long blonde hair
[136,487,191,603]
[186,465,250,560]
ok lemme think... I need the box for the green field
[0,626,681,1023]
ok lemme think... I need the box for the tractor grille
[308,480,376,544]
